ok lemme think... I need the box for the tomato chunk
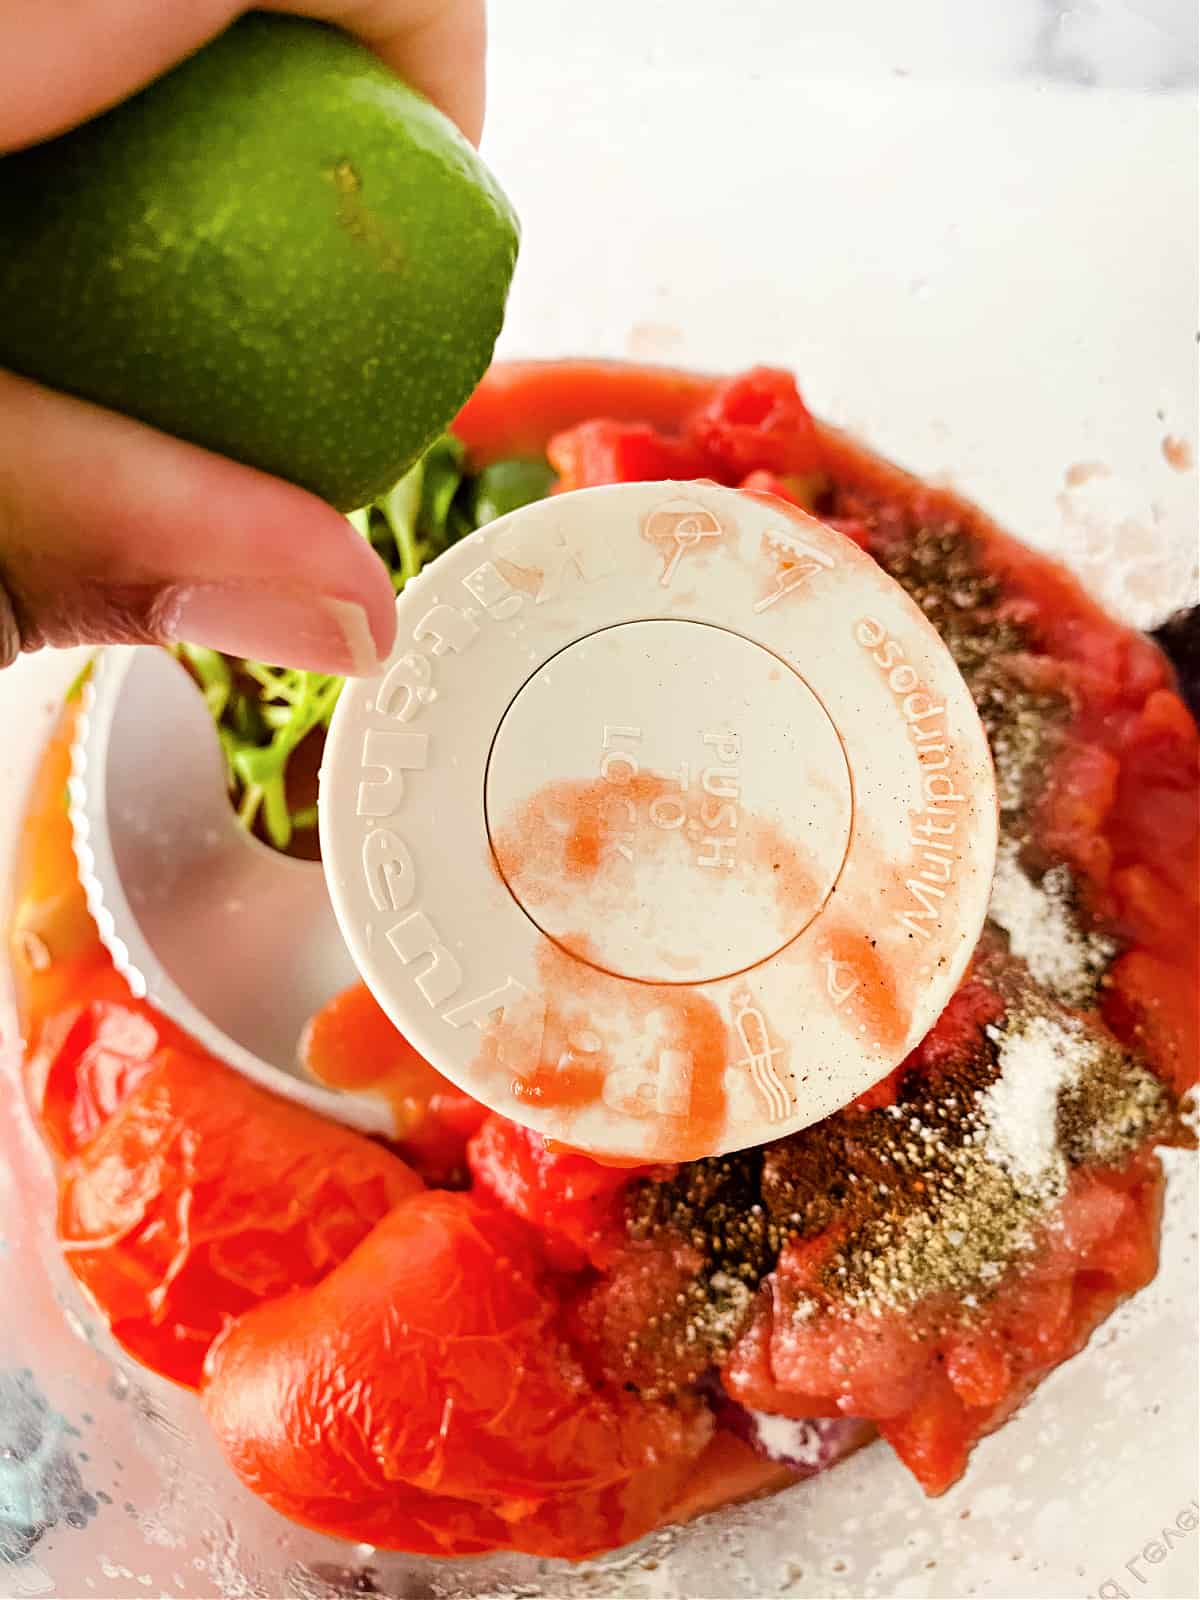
[722,1152,1163,1494]
[26,961,191,1160]
[687,367,822,479]
[547,418,706,491]
[468,1114,646,1270]
[203,1191,711,1558]
[453,360,717,464]
[58,1048,422,1387]
[302,982,487,1183]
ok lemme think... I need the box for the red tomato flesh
[202,1191,711,1558]
[58,1048,422,1387]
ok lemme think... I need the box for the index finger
[263,1,486,145]
[0,0,485,153]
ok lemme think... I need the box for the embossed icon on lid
[319,482,998,1162]
[643,495,727,585]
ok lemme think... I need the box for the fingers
[0,372,397,675]
[0,0,487,153]
[0,0,484,671]
[269,0,488,146]
[0,0,240,151]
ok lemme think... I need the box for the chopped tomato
[566,1235,713,1394]
[1036,681,1199,1095]
[737,469,805,505]
[687,367,822,479]
[851,975,1003,1112]
[721,1285,842,1419]
[59,1048,422,1387]
[28,961,189,1160]
[302,982,487,1184]
[823,515,873,550]
[395,1089,491,1189]
[458,363,823,491]
[1104,950,1199,1101]
[9,705,192,1157]
[203,1191,711,1558]
[468,1114,645,1270]
[453,360,718,465]
[943,1332,1012,1410]
[723,1152,1163,1494]
[1107,689,1199,904]
[908,975,1006,1077]
[547,418,707,491]
[1040,739,1121,886]
[300,980,426,1099]
[736,468,845,526]
[978,526,1171,711]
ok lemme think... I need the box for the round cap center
[484,619,853,984]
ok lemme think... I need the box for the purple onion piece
[708,1385,875,1477]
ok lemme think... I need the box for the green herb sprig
[174,439,554,850]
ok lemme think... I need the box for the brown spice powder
[626,972,1169,1358]
[847,505,1068,822]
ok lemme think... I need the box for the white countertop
[488,0,1197,90]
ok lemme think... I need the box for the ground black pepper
[621,495,1174,1385]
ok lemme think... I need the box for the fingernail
[162,585,384,676]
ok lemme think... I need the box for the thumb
[0,370,397,675]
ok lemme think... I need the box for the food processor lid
[319,481,998,1160]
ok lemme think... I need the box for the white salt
[980,1014,1098,1199]
[751,1412,824,1467]
[987,844,1115,1003]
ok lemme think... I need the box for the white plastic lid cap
[319,482,997,1161]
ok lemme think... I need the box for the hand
[0,1,486,676]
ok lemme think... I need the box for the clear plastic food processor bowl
[1,4,1196,1596]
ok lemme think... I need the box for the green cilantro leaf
[175,437,554,850]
